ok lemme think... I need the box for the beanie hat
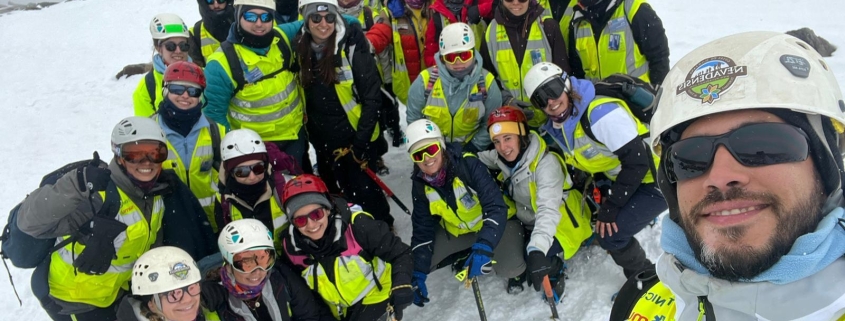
[488,121,524,139]
[285,192,333,218]
[224,153,268,176]
[302,2,338,19]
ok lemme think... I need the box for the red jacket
[423,0,492,67]
[365,22,393,54]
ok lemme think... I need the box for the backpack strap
[579,113,597,142]
[363,7,375,30]
[433,13,444,39]
[221,29,296,96]
[144,71,157,113]
[476,73,488,101]
[206,116,222,171]
[424,66,440,101]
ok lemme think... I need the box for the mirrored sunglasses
[166,84,203,98]
[292,207,327,228]
[120,141,168,164]
[231,162,266,178]
[411,142,442,162]
[242,11,273,23]
[443,50,473,64]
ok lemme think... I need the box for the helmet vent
[839,100,845,113]
[796,41,810,51]
[819,59,829,71]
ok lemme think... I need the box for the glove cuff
[472,242,493,253]
[413,271,428,281]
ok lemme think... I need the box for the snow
[0,0,843,320]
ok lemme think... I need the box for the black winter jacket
[300,22,383,155]
[567,0,670,85]
[159,171,219,260]
[409,143,508,274]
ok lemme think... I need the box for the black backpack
[579,73,657,141]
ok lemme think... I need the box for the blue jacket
[409,143,508,274]
[157,115,210,170]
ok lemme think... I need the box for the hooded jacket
[188,0,236,66]
[405,53,502,151]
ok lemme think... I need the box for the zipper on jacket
[697,296,715,321]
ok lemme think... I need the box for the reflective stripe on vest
[559,0,579,49]
[424,177,484,236]
[337,46,380,142]
[419,68,494,143]
[223,192,287,250]
[198,23,221,61]
[50,189,164,307]
[209,29,304,141]
[572,0,649,83]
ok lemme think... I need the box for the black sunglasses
[166,84,203,97]
[242,11,273,23]
[530,76,571,109]
[309,13,337,24]
[205,0,227,3]
[664,122,810,183]
[232,162,266,178]
[162,41,190,52]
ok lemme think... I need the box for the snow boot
[609,238,652,279]
[506,271,526,294]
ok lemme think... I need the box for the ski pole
[542,276,561,320]
[364,167,411,215]
[471,277,488,321]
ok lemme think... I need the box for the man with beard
[638,31,845,320]
[189,0,235,67]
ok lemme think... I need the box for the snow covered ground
[0,0,843,320]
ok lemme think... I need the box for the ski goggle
[166,84,203,98]
[162,41,190,52]
[411,142,442,162]
[530,76,571,109]
[443,50,474,64]
[242,11,273,23]
[292,207,327,228]
[232,249,276,274]
[309,13,337,24]
[160,282,201,303]
[664,123,810,183]
[231,162,266,178]
[120,141,168,164]
[205,0,227,3]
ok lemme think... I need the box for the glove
[466,5,481,24]
[463,242,494,279]
[411,271,430,307]
[390,284,414,313]
[77,152,111,193]
[526,251,552,291]
[388,127,405,147]
[114,62,153,79]
[73,216,127,275]
[200,281,229,311]
[596,205,620,223]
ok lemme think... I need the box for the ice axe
[542,275,562,320]
[364,167,411,215]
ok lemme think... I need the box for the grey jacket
[405,52,503,151]
[657,253,845,320]
[476,132,566,254]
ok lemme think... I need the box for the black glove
[73,216,127,275]
[388,127,405,148]
[77,151,111,193]
[466,5,481,24]
[200,281,229,311]
[526,251,552,291]
[390,285,414,315]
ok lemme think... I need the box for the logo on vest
[169,262,191,280]
[676,56,747,104]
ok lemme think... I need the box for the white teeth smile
[138,168,152,173]
[709,205,761,216]
[175,304,194,312]
[550,103,561,111]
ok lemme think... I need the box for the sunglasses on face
[166,84,203,98]
[411,142,442,162]
[664,122,810,183]
[530,76,571,109]
[292,207,327,228]
[443,50,474,64]
[121,141,168,164]
[231,162,266,178]
[162,41,190,52]
[160,282,201,304]
[205,0,227,3]
[309,13,337,24]
[242,11,273,23]
[232,249,276,274]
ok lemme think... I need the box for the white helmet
[149,13,190,41]
[298,0,339,12]
[220,129,267,161]
[406,119,446,153]
[218,218,275,265]
[523,62,566,100]
[234,0,276,11]
[131,246,201,296]
[111,116,167,156]
[651,31,845,154]
[439,23,475,55]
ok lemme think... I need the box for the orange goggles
[411,142,442,162]
[443,50,474,64]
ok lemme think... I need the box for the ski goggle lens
[530,76,571,109]
[231,162,266,178]
[161,282,201,303]
[120,141,168,164]
[411,143,442,162]
[242,11,273,23]
[205,0,227,3]
[443,50,474,64]
[665,122,810,183]
[162,41,190,52]
[232,249,276,274]
[292,208,327,228]
[166,84,203,98]
[309,13,337,24]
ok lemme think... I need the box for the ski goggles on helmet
[443,50,474,64]
[162,41,190,52]
[530,76,571,109]
[120,141,168,164]
[231,162,266,178]
[232,249,276,274]
[166,84,203,98]
[664,122,810,183]
[309,13,337,24]
[160,282,201,303]
[292,207,327,228]
[411,142,442,162]
[242,11,273,23]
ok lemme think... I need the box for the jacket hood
[197,0,236,41]
[433,51,484,94]
[429,0,460,19]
